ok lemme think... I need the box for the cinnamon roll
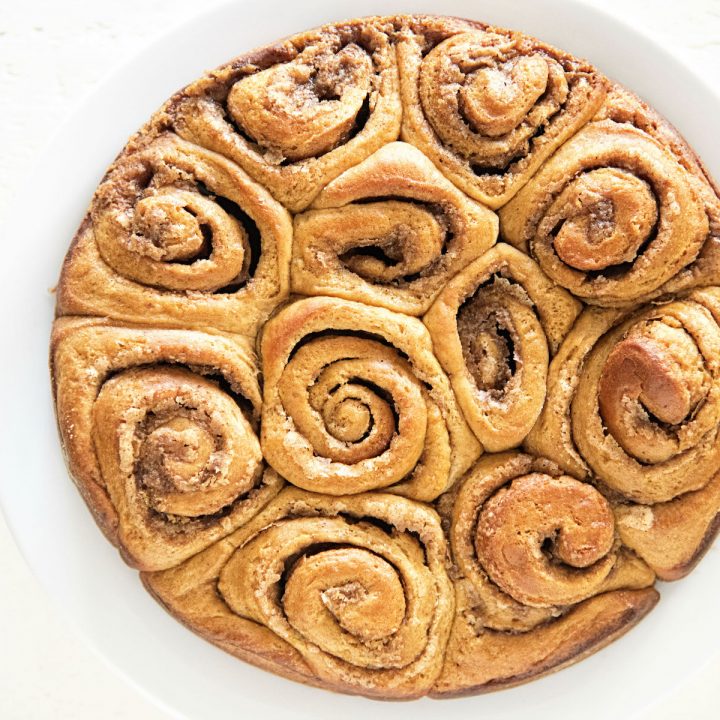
[166,19,401,212]
[51,318,282,570]
[593,83,720,297]
[57,134,292,338]
[528,288,720,578]
[500,86,720,306]
[424,243,581,451]
[260,296,480,500]
[143,487,454,699]
[50,13,720,700]
[291,141,498,315]
[432,452,657,695]
[398,18,606,208]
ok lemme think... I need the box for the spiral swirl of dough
[398,26,606,208]
[444,452,652,629]
[528,291,720,504]
[260,297,480,500]
[291,141,498,315]
[56,134,292,336]
[500,121,710,305]
[574,296,720,503]
[145,488,454,699]
[429,450,656,695]
[168,20,401,211]
[424,243,581,451]
[51,318,282,570]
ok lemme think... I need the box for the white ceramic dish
[1,1,719,718]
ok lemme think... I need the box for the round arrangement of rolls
[51,14,720,699]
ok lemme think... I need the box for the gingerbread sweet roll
[167,19,402,212]
[398,19,606,209]
[260,296,481,501]
[57,134,292,337]
[291,141,498,316]
[432,452,657,695]
[424,244,581,451]
[143,488,455,699]
[51,318,283,571]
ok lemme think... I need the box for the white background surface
[1,1,719,717]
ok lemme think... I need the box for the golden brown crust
[527,288,720,580]
[165,18,403,213]
[500,86,720,306]
[259,296,480,500]
[56,134,293,338]
[398,20,607,209]
[424,244,581,451]
[432,451,657,695]
[140,535,317,687]
[50,12,720,700]
[432,588,659,697]
[143,487,454,699]
[615,470,720,580]
[51,317,283,570]
[291,141,498,315]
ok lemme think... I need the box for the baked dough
[51,14,720,699]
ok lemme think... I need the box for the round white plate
[1,1,719,718]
